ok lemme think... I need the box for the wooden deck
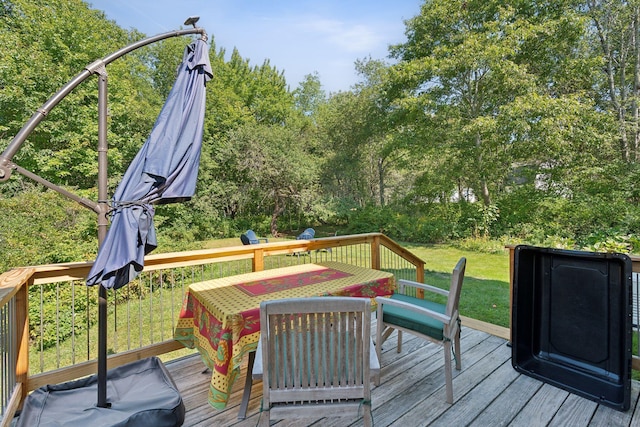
[168,327,640,426]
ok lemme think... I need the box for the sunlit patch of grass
[399,242,511,327]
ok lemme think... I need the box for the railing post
[253,248,264,272]
[16,276,30,407]
[416,263,424,282]
[371,236,381,270]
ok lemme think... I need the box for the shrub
[0,189,97,272]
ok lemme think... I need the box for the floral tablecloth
[174,261,395,409]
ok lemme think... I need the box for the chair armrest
[397,279,449,297]
[251,338,263,380]
[376,295,451,324]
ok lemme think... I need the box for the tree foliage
[3,0,640,265]
[0,0,163,188]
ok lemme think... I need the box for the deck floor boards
[166,327,640,427]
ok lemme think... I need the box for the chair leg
[397,330,402,353]
[375,313,383,386]
[363,403,373,427]
[259,410,270,427]
[454,329,462,370]
[237,351,255,419]
[444,340,454,404]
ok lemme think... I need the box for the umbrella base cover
[15,357,185,427]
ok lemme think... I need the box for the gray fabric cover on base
[16,357,184,426]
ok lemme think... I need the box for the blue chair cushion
[381,294,446,341]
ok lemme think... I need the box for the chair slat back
[446,257,466,316]
[260,297,371,405]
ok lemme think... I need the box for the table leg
[238,350,256,420]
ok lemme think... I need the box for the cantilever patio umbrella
[86,37,212,289]
[13,31,212,427]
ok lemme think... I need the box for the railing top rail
[377,234,425,267]
[8,233,426,285]
[0,267,34,307]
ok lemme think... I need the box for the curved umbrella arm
[0,26,207,185]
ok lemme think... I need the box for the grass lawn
[401,243,511,328]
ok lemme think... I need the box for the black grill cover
[512,245,633,411]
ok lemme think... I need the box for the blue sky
[87,0,422,93]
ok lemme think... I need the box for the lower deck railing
[0,233,426,425]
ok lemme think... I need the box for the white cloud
[88,0,422,93]
[301,18,382,53]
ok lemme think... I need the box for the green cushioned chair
[375,257,466,404]
[252,297,378,427]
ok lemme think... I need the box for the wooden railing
[0,269,30,427]
[506,245,640,371]
[0,233,426,425]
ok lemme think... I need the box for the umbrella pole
[96,69,110,408]
[97,287,109,407]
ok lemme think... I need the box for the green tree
[0,187,96,272]
[317,90,374,207]
[181,46,312,238]
[0,0,163,190]
[223,123,319,236]
[388,0,592,208]
[317,57,412,210]
[293,72,326,118]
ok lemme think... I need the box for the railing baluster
[126,282,131,351]
[112,288,117,355]
[55,284,60,369]
[71,283,76,365]
[631,273,640,355]
[1,299,7,416]
[39,286,43,373]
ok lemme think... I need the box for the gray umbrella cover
[86,38,212,290]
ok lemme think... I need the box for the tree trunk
[378,157,385,207]
[618,27,629,162]
[270,196,285,237]
[480,179,491,206]
[591,5,630,162]
[475,132,491,206]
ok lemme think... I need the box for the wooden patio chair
[252,296,378,426]
[375,257,466,403]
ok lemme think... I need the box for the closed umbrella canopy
[86,38,212,290]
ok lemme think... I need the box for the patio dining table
[173,261,395,415]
